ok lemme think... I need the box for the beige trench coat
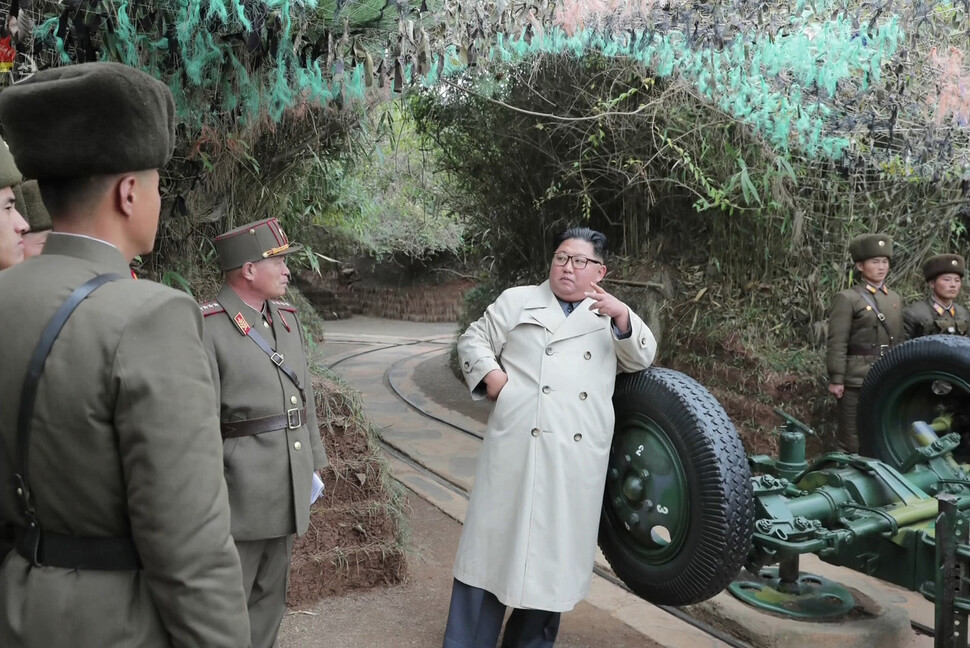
[455,280,657,611]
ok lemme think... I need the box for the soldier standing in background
[202,217,329,648]
[14,180,51,259]
[903,254,970,339]
[0,62,250,648]
[826,233,904,454]
[0,136,28,270]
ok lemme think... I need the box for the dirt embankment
[665,330,832,458]
[287,374,409,608]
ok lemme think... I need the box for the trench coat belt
[221,408,307,439]
[13,525,141,570]
[847,343,894,357]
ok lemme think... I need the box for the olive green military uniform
[903,299,970,339]
[0,62,249,648]
[826,234,903,453]
[0,235,250,648]
[903,254,970,340]
[203,218,328,648]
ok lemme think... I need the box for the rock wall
[294,271,473,322]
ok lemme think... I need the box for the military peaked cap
[13,180,51,231]
[923,254,966,281]
[214,218,303,271]
[849,233,893,262]
[0,62,176,179]
[0,136,21,188]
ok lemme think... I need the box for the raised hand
[585,282,630,333]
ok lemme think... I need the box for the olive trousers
[236,535,294,648]
[835,386,861,454]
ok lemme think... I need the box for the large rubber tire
[858,335,970,469]
[599,368,754,606]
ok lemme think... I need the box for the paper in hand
[310,472,325,504]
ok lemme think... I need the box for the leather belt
[847,343,893,357]
[14,525,141,571]
[221,408,307,439]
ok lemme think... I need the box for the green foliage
[283,103,466,261]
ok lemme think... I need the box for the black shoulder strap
[218,303,307,405]
[15,273,126,530]
[855,285,895,344]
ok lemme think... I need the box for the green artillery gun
[599,335,970,646]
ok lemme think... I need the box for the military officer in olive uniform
[14,180,52,259]
[826,233,904,453]
[202,217,329,648]
[0,136,28,270]
[903,254,970,339]
[0,62,250,648]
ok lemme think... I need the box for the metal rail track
[325,336,937,643]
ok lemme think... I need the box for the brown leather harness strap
[220,408,307,439]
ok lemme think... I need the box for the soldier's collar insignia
[234,312,252,335]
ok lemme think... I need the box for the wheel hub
[605,414,690,558]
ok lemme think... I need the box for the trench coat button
[294,441,302,451]
[579,392,588,400]
[531,428,540,437]
[584,351,591,360]
[545,347,554,356]
[574,433,582,442]
[640,337,648,345]
[290,395,299,405]
[542,385,551,394]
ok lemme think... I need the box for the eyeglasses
[552,252,603,270]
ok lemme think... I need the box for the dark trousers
[835,386,861,454]
[442,579,561,648]
[236,535,294,648]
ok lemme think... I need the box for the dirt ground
[279,493,659,648]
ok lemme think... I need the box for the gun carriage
[600,335,970,647]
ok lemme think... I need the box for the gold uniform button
[290,395,299,405]
[542,386,551,394]
[573,433,582,442]
[294,441,302,451]
[579,392,588,400]
[545,347,554,356]
[531,428,540,437]
[584,351,591,360]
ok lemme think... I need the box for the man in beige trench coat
[0,62,250,648]
[443,227,658,648]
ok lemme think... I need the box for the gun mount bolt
[639,469,651,481]
[756,519,773,533]
[627,512,640,526]
[793,516,810,530]
[643,500,654,510]
[609,468,620,480]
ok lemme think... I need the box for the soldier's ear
[240,261,257,281]
[115,174,138,218]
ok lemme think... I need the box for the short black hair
[38,175,116,220]
[552,227,608,261]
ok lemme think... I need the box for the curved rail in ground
[325,338,936,643]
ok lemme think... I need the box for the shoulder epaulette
[271,299,297,313]
[200,301,226,317]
